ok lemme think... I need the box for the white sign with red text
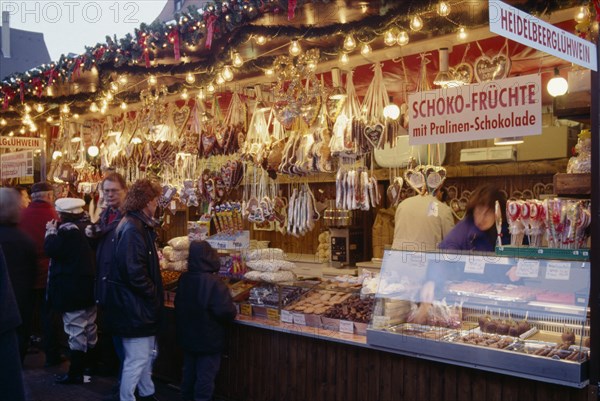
[489,0,597,71]
[408,74,542,145]
[1,149,34,179]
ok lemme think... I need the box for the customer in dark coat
[44,197,97,384]
[0,246,26,401]
[0,188,38,361]
[105,178,163,401]
[19,181,62,366]
[175,240,237,401]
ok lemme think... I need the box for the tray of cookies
[386,323,457,341]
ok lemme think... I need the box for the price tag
[267,308,280,321]
[464,259,486,274]
[240,304,252,317]
[516,259,540,278]
[372,315,390,330]
[545,262,571,281]
[427,201,439,217]
[339,320,355,334]
[292,313,306,326]
[170,200,177,210]
[280,310,293,324]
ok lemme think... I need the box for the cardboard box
[516,126,577,161]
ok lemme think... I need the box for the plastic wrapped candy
[567,129,591,174]
[506,200,525,246]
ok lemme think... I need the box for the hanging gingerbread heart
[450,196,468,220]
[172,105,191,136]
[300,94,322,127]
[425,166,447,191]
[474,54,511,82]
[404,168,426,193]
[364,123,385,148]
[449,62,473,85]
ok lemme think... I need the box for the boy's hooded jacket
[175,241,237,354]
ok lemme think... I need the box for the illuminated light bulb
[232,52,244,68]
[118,75,128,85]
[131,137,143,144]
[307,61,317,71]
[575,6,589,23]
[181,89,189,99]
[71,136,81,143]
[197,88,206,100]
[89,102,99,112]
[384,29,398,46]
[289,40,302,56]
[87,145,99,157]
[547,68,568,97]
[222,65,234,81]
[148,75,157,85]
[343,35,356,51]
[46,87,54,96]
[73,114,80,119]
[100,107,107,115]
[265,68,274,76]
[360,43,372,56]
[383,104,400,120]
[24,104,31,113]
[19,127,26,134]
[91,66,98,75]
[256,35,267,45]
[35,103,44,113]
[0,118,6,126]
[46,116,54,123]
[216,74,225,85]
[52,150,63,160]
[186,72,196,83]
[410,15,423,31]
[397,31,409,46]
[120,102,128,110]
[30,124,38,132]
[207,83,216,93]
[340,53,349,64]
[436,1,451,17]
[110,82,119,92]
[61,104,70,114]
[8,131,14,136]
[106,92,114,101]
[457,26,468,40]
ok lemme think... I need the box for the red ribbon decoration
[1,87,15,110]
[168,28,181,61]
[288,0,297,21]
[205,14,218,50]
[43,69,59,87]
[20,81,25,103]
[93,46,106,61]
[32,78,43,98]
[137,32,151,68]
[594,0,600,22]
[72,57,83,81]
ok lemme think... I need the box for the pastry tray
[385,323,457,341]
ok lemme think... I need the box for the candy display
[322,295,374,323]
[567,129,591,174]
[285,290,354,315]
[219,253,246,278]
[249,285,308,308]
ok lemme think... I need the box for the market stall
[0,0,598,399]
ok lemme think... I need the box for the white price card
[516,259,540,278]
[292,313,306,326]
[340,320,355,334]
[464,259,486,274]
[545,262,571,281]
[372,315,390,330]
[280,310,293,324]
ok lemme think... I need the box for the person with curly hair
[105,179,163,401]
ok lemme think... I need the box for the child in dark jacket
[175,241,237,401]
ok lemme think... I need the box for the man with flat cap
[19,182,62,366]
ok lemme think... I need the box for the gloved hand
[45,219,58,237]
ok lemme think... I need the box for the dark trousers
[181,353,221,401]
[32,288,63,361]
[0,329,26,401]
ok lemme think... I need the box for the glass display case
[367,249,590,388]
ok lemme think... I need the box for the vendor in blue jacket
[175,241,237,401]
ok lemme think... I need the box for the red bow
[1,87,15,109]
[72,57,84,81]
[43,69,59,87]
[168,27,181,61]
[20,81,25,103]
[93,46,106,61]
[288,0,297,21]
[138,32,151,68]
[205,14,218,50]
[32,77,43,98]
[594,1,600,22]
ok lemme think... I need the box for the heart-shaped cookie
[364,123,385,148]
[172,105,191,136]
[201,132,217,158]
[474,54,511,83]
[404,168,426,193]
[426,166,447,191]
[300,92,322,127]
[449,62,473,85]
[450,196,468,220]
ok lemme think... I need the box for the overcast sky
[2,0,168,61]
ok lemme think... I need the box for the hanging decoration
[473,40,511,83]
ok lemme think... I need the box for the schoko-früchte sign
[408,74,541,145]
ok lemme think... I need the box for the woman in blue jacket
[175,241,237,401]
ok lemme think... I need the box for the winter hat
[55,197,85,214]
[31,181,53,193]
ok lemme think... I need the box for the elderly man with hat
[19,182,62,366]
[44,197,97,384]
